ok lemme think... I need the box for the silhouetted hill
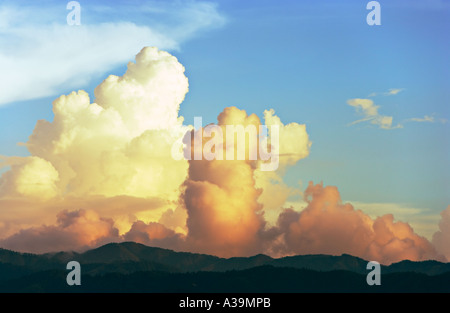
[1,242,450,292]
[385,259,450,275]
[77,242,222,271]
[271,254,370,274]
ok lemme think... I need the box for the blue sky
[0,0,448,237]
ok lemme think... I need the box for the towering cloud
[23,47,190,201]
[0,47,193,247]
[181,106,312,257]
[183,107,265,257]
[0,47,191,238]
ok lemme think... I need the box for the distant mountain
[3,242,450,275]
[1,242,450,292]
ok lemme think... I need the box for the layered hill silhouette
[1,242,449,292]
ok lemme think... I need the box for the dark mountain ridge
[1,242,450,292]
[2,241,450,276]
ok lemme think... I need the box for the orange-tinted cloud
[0,209,119,254]
[123,221,184,251]
[183,107,265,257]
[181,106,311,258]
[270,182,441,264]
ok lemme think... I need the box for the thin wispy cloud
[350,90,447,129]
[409,115,435,123]
[0,1,226,107]
[405,115,448,124]
[368,88,405,97]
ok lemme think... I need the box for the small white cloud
[347,98,401,130]
[347,98,379,116]
[385,88,404,96]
